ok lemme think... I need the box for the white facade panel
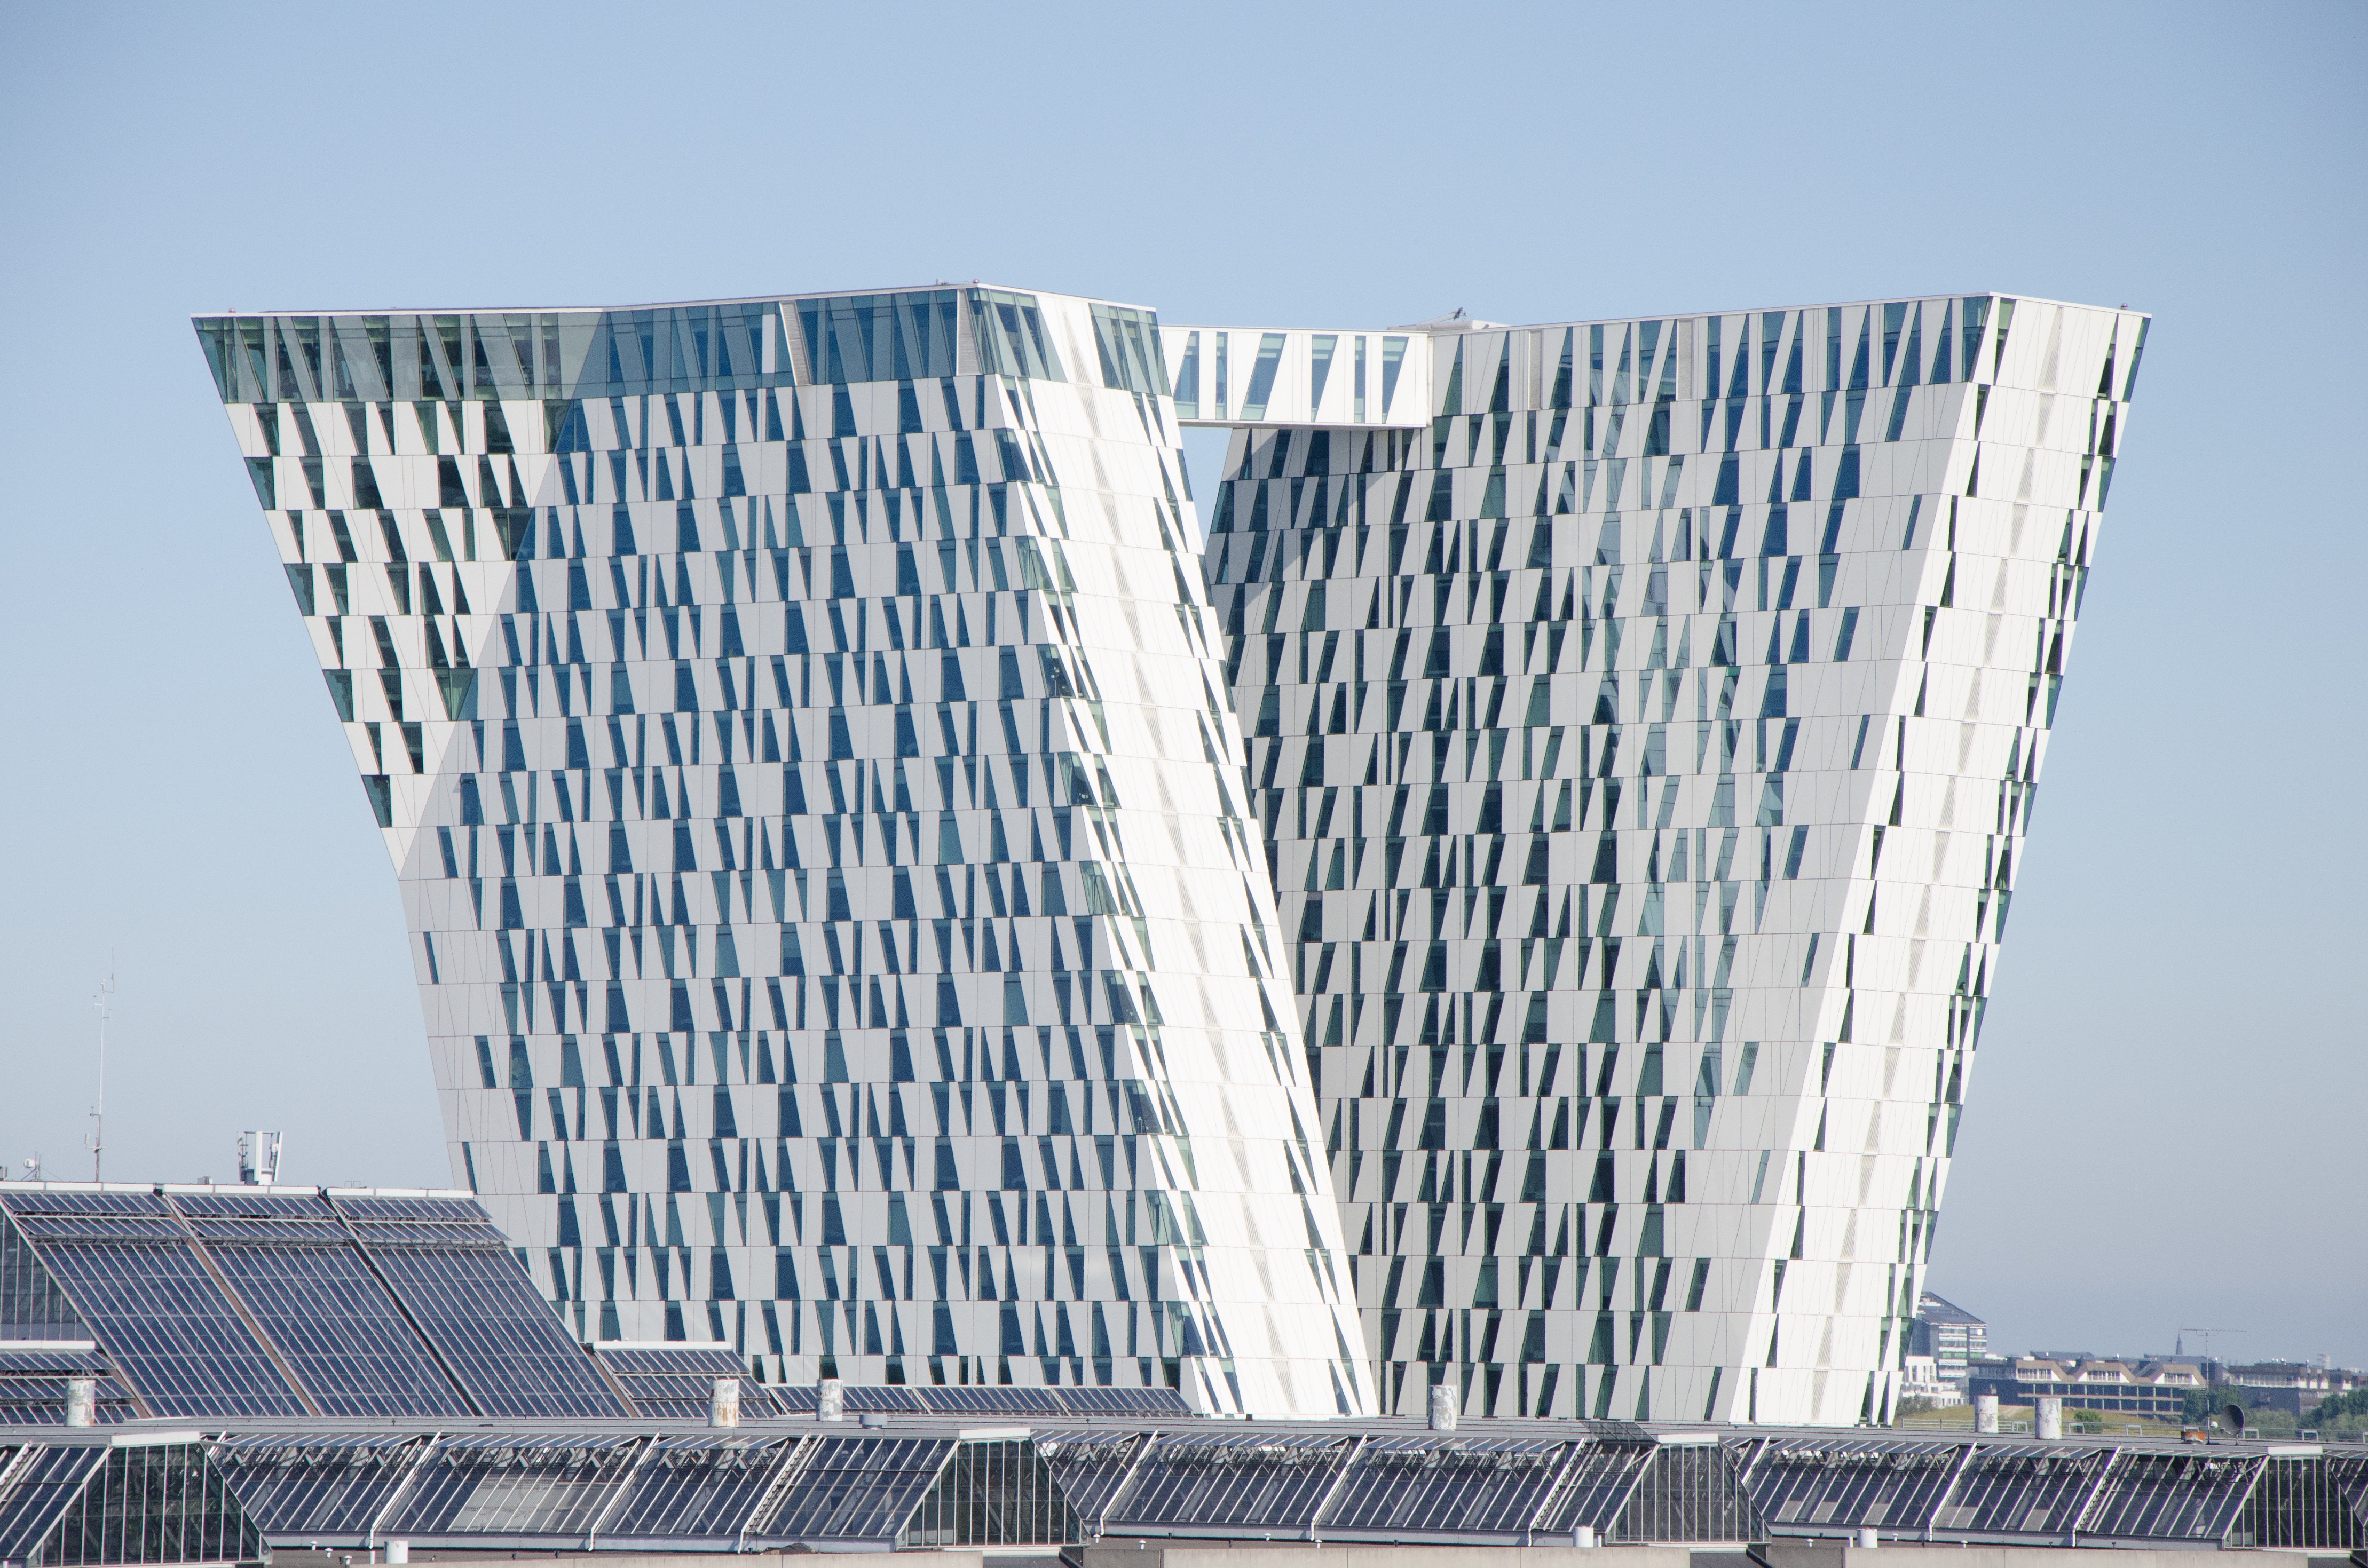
[1198,293,2143,1424]
[196,287,1375,1419]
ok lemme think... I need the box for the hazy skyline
[0,0,2358,1367]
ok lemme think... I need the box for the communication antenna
[2178,1326,2244,1364]
[237,1133,285,1188]
[87,964,115,1182]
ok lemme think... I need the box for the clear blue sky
[1,1,2359,1368]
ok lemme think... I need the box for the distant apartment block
[1968,1355,2206,1421]
[2220,1361,2363,1417]
[1909,1290,1987,1394]
[1899,1352,1952,1403]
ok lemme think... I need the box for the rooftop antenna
[87,963,115,1182]
[2178,1326,2243,1363]
[237,1132,284,1187]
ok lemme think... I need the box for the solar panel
[1055,1385,1194,1417]
[599,1436,795,1541]
[1748,1437,1969,1533]
[1534,1437,1657,1533]
[0,1344,132,1425]
[380,1434,642,1538]
[169,1192,333,1218]
[747,1436,954,1543]
[914,1385,1062,1416]
[843,1384,927,1414]
[595,1346,745,1375]
[204,1242,470,1417]
[359,1246,626,1418]
[0,1444,110,1562]
[2079,1451,2262,1542]
[1932,1445,2113,1538]
[1033,1431,1146,1522]
[591,1345,783,1421]
[1104,1433,1354,1532]
[20,1419,2357,1557]
[0,1216,91,1342]
[0,1193,167,1218]
[1323,1436,1574,1537]
[173,1190,348,1241]
[0,1373,136,1426]
[210,1434,429,1537]
[17,1235,307,1417]
[12,1215,188,1244]
[328,1196,489,1224]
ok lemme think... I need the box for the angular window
[1241,334,1285,421]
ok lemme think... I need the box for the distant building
[1967,1355,2206,1421]
[2222,1361,2362,1417]
[1909,1292,1988,1394]
[1899,1354,1953,1403]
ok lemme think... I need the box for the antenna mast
[87,965,114,1182]
[2178,1326,2244,1365]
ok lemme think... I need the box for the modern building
[1194,297,2142,1424]
[191,289,1374,1419]
[1909,1290,1988,1394]
[195,283,2143,1426]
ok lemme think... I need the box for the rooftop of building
[1913,1292,1986,1326]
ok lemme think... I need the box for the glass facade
[197,283,2143,1428]
[1195,298,2144,1424]
[195,286,1372,1419]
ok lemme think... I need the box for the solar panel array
[384,1433,643,1538]
[767,1382,1193,1418]
[40,1424,2368,1558]
[215,1429,1079,1550]
[3,1193,310,1418]
[1732,1435,2367,1548]
[1036,1427,1698,1541]
[2081,1451,2261,1543]
[592,1345,787,1421]
[1745,1437,1970,1531]
[1104,1433,1356,1532]
[208,1434,424,1537]
[758,1436,955,1543]
[2,1182,2361,1559]
[0,1188,628,1422]
[0,1344,136,1426]
[598,1436,790,1542]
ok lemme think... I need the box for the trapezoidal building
[196,286,2143,1425]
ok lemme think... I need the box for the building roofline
[189,280,1158,323]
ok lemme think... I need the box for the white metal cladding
[194,284,2145,1432]
[1159,327,1435,429]
[1197,294,2145,1427]
[195,284,1376,1421]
